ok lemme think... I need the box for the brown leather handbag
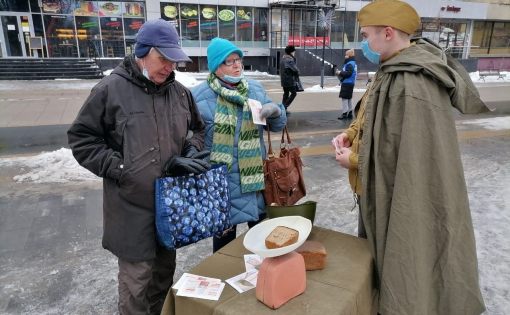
[263,126,306,206]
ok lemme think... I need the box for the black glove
[190,150,210,163]
[182,144,199,158]
[163,155,210,177]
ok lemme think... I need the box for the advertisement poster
[98,2,121,16]
[124,2,145,18]
[74,1,98,16]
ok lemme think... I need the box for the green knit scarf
[207,73,264,193]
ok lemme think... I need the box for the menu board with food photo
[218,9,235,22]
[42,1,62,14]
[162,4,178,20]
[201,7,216,20]
[237,8,252,21]
[98,1,121,16]
[180,6,198,18]
[74,1,98,16]
[124,2,145,18]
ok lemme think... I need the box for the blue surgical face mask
[141,58,151,81]
[222,73,244,84]
[361,39,381,65]
[142,67,150,80]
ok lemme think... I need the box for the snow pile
[305,84,367,93]
[0,148,99,183]
[458,116,510,130]
[175,71,200,87]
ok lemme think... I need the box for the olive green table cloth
[161,226,376,315]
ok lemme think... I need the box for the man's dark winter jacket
[68,56,205,261]
[279,54,300,88]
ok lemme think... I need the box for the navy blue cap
[135,19,191,63]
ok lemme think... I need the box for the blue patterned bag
[155,164,232,249]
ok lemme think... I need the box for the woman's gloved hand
[260,103,282,119]
[163,155,210,177]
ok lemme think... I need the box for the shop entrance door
[0,15,27,57]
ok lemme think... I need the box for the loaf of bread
[296,241,327,270]
[265,226,299,249]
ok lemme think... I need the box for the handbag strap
[280,126,292,148]
[267,125,293,155]
[266,125,274,157]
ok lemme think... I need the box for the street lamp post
[318,4,335,88]
[320,15,326,88]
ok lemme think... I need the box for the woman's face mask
[361,39,381,65]
[222,74,244,84]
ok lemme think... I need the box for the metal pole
[320,23,325,88]
[342,2,346,50]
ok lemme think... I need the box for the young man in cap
[334,0,487,314]
[280,45,301,111]
[68,19,208,315]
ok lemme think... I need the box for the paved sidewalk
[0,77,509,156]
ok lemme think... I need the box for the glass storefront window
[330,11,356,49]
[1,0,30,12]
[271,8,281,48]
[491,22,510,55]
[180,4,199,46]
[32,13,47,56]
[253,7,268,44]
[75,16,100,58]
[218,5,235,41]
[302,9,317,38]
[29,0,40,12]
[200,5,217,42]
[100,17,124,57]
[236,7,253,44]
[288,9,301,44]
[472,21,510,56]
[124,18,143,55]
[43,14,77,57]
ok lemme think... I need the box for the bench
[479,70,506,82]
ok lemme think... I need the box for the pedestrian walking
[335,0,488,314]
[67,19,209,315]
[280,45,300,112]
[335,49,357,120]
[192,38,287,252]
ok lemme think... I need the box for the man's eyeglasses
[223,58,243,66]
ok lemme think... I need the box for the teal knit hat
[207,37,244,73]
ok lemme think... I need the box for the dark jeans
[118,246,176,315]
[213,214,267,252]
[282,86,297,108]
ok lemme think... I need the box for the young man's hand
[335,147,352,169]
[332,132,351,152]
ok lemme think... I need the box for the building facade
[1,0,509,72]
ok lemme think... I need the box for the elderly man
[68,19,208,315]
[334,1,487,314]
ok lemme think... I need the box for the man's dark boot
[347,111,353,119]
[337,112,347,120]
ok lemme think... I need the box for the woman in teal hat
[191,38,287,251]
